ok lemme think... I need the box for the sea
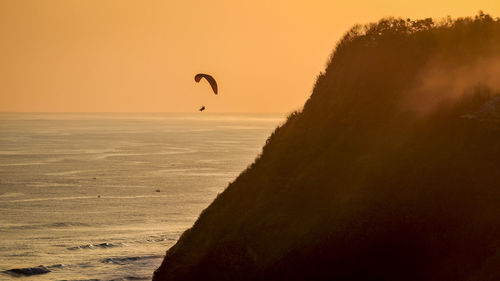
[0,113,284,281]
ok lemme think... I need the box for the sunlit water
[0,113,284,281]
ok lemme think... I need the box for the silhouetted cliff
[154,13,500,281]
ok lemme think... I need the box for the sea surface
[0,113,284,281]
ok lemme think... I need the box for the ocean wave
[3,265,51,276]
[58,276,150,281]
[26,182,80,188]
[58,279,101,281]
[145,237,166,243]
[0,161,47,166]
[8,251,37,257]
[0,192,24,198]
[67,242,124,250]
[216,125,266,130]
[5,222,91,230]
[143,234,177,243]
[113,276,151,281]
[47,264,65,269]
[50,222,91,228]
[106,276,150,281]
[101,255,163,265]
[97,149,198,160]
[8,194,168,203]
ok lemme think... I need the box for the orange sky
[1,0,499,113]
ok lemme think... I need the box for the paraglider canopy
[194,73,218,95]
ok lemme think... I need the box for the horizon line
[0,111,288,114]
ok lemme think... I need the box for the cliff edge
[154,14,500,281]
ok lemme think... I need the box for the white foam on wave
[101,255,163,265]
[67,242,125,250]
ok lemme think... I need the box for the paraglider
[194,73,218,95]
[194,73,218,112]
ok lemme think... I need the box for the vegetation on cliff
[154,13,500,281]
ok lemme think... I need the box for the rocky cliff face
[154,14,500,281]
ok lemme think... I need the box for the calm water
[0,113,284,281]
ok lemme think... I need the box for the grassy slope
[154,13,500,281]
